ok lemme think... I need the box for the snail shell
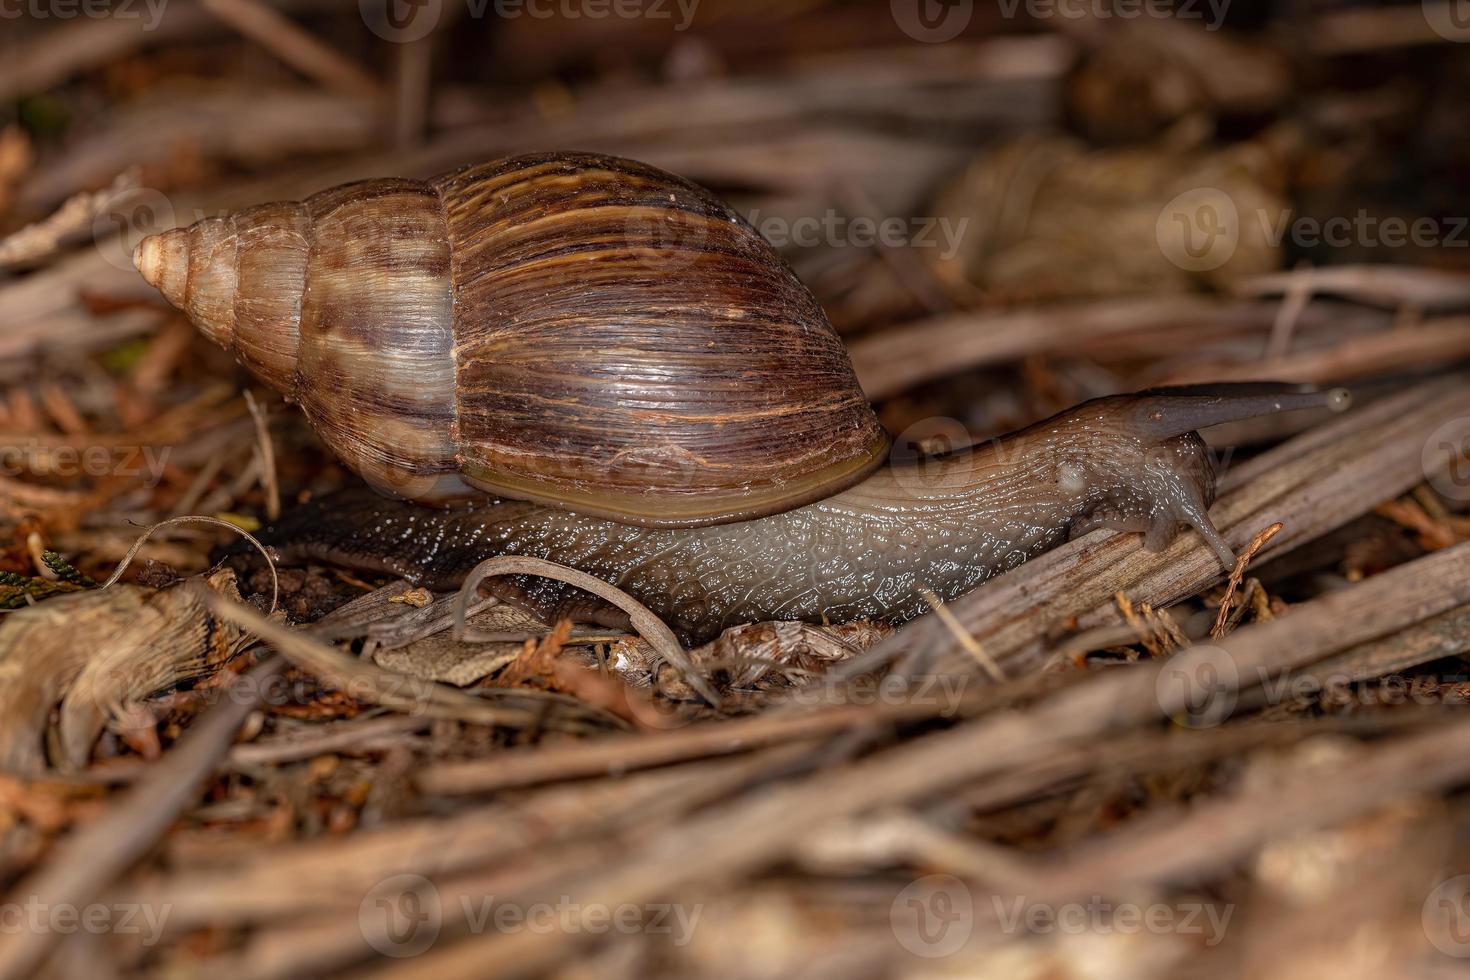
[134,152,888,527]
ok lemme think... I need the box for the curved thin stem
[101,515,279,615]
[453,555,720,707]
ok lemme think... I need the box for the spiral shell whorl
[133,208,301,395]
[430,152,888,526]
[132,229,188,311]
[134,180,471,504]
[292,178,468,503]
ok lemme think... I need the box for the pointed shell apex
[133,229,189,310]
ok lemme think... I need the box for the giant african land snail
[134,151,1347,644]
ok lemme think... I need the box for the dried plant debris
[0,550,94,607]
[0,567,255,773]
[3,4,1470,978]
[923,133,1288,302]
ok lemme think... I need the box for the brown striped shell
[133,152,888,526]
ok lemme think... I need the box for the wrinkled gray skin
[245,395,1229,645]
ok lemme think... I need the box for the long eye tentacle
[1129,383,1351,441]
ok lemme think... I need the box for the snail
[134,151,1349,645]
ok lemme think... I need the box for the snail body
[248,387,1343,645]
[136,152,1349,645]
